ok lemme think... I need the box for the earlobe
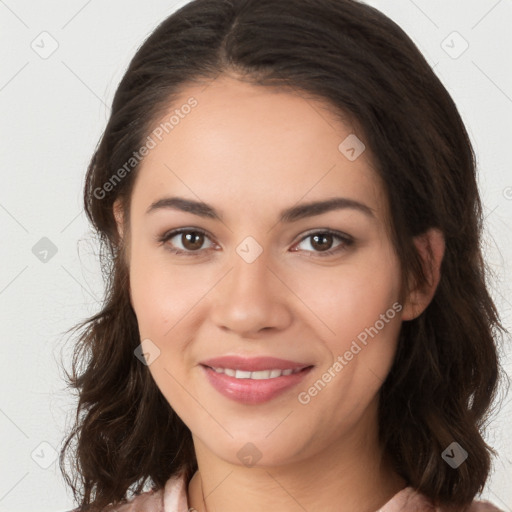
[401,228,445,321]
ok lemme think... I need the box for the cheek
[293,277,402,431]
[128,247,203,404]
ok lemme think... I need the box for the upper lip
[200,356,313,372]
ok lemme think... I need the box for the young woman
[60,0,508,510]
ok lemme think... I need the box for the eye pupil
[311,234,333,251]
[183,232,204,250]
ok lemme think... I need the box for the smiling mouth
[201,363,314,404]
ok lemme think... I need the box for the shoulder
[461,500,505,512]
[64,473,187,512]
[380,486,505,512]
[81,487,165,512]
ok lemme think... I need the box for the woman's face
[120,74,406,466]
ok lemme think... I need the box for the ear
[113,198,124,241]
[401,228,445,321]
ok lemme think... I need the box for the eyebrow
[145,196,375,222]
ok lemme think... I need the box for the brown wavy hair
[59,0,508,510]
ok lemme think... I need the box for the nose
[209,251,293,338]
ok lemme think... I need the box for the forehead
[131,74,387,225]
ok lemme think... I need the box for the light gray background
[0,1,511,511]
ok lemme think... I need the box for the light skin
[114,73,445,512]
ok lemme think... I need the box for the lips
[200,355,314,404]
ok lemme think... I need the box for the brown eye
[158,228,216,256]
[293,230,354,257]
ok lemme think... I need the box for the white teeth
[210,367,304,379]
[251,370,271,380]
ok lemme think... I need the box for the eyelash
[157,227,354,258]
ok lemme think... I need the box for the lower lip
[201,365,313,404]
